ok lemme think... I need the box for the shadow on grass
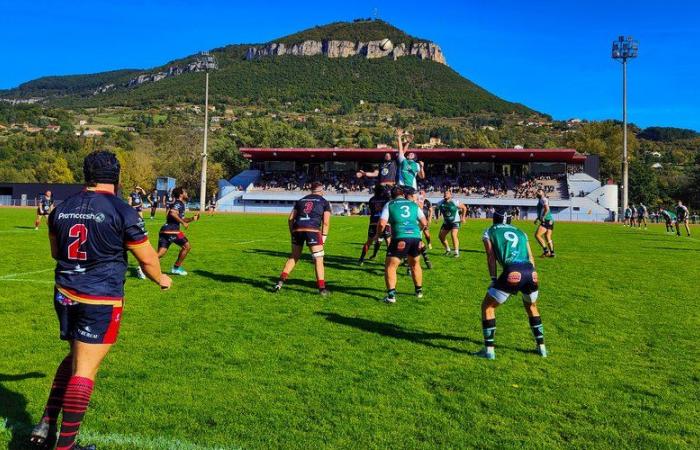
[193,270,383,299]
[316,312,477,354]
[0,372,46,450]
[13,226,35,230]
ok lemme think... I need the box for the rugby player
[660,208,677,233]
[637,203,648,229]
[417,189,433,249]
[630,204,638,228]
[128,186,146,218]
[534,189,555,257]
[478,209,547,360]
[358,184,391,266]
[357,153,398,187]
[396,128,424,192]
[623,206,632,226]
[436,190,467,257]
[375,185,430,304]
[147,188,159,219]
[274,182,331,296]
[206,192,218,216]
[676,200,691,236]
[157,187,200,275]
[34,190,55,230]
[30,151,171,450]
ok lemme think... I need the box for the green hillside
[275,19,423,45]
[0,21,538,118]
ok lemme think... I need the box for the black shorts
[291,230,323,247]
[678,215,688,223]
[158,232,188,249]
[489,262,539,304]
[37,209,49,216]
[387,238,423,258]
[54,288,123,344]
[440,222,461,231]
[368,223,392,241]
[539,219,554,230]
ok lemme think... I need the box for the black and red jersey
[368,194,389,224]
[48,190,149,304]
[129,191,143,207]
[379,160,398,185]
[292,194,331,231]
[160,200,186,233]
[38,195,54,214]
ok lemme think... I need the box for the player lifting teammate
[436,189,467,257]
[274,182,331,296]
[35,190,55,230]
[477,209,547,360]
[534,188,555,257]
[30,151,171,450]
[358,184,391,265]
[157,187,200,275]
[675,200,691,236]
[375,185,430,304]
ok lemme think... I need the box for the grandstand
[217,148,618,221]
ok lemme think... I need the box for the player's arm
[419,214,430,241]
[288,208,296,234]
[359,169,379,178]
[321,210,331,243]
[396,128,405,160]
[183,213,200,224]
[458,202,468,218]
[482,237,498,282]
[374,204,390,241]
[526,241,536,267]
[129,244,171,289]
[128,196,133,206]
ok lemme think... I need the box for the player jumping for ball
[35,190,55,230]
[274,182,331,296]
[534,188,555,257]
[157,187,200,276]
[375,185,430,304]
[436,189,468,258]
[358,184,391,265]
[29,151,171,450]
[477,209,547,360]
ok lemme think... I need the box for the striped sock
[41,355,73,427]
[56,376,94,450]
[482,319,496,348]
[529,316,545,345]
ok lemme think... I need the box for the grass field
[1,207,698,449]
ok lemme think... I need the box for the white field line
[0,268,53,279]
[1,417,237,450]
[0,279,54,284]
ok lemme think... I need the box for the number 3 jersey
[482,224,530,267]
[48,190,150,303]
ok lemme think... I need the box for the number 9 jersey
[48,189,150,304]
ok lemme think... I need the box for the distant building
[79,120,88,126]
[45,125,61,132]
[82,129,105,137]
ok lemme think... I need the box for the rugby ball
[379,38,393,51]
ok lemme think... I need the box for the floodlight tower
[611,35,638,214]
[198,51,218,212]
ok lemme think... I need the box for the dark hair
[493,209,512,225]
[171,187,185,199]
[391,185,404,198]
[83,151,120,186]
[311,181,323,191]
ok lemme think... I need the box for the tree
[33,152,74,183]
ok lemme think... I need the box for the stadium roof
[241,148,587,163]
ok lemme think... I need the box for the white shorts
[487,287,539,304]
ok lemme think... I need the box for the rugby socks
[387,288,397,299]
[370,241,382,258]
[56,376,94,450]
[482,319,496,348]
[317,279,326,290]
[276,271,289,288]
[415,285,423,295]
[359,243,369,262]
[529,316,545,345]
[41,355,73,427]
[421,248,432,266]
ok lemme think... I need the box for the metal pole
[199,71,209,212]
[622,59,628,213]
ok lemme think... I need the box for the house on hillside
[45,125,61,132]
[82,129,105,137]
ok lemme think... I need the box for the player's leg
[535,226,549,256]
[275,244,303,291]
[369,239,382,259]
[675,221,681,236]
[358,226,374,265]
[408,254,423,298]
[150,204,157,219]
[545,228,555,257]
[522,299,547,357]
[309,244,328,295]
[383,256,401,303]
[54,340,111,450]
[30,345,73,447]
[684,219,691,236]
[171,238,191,275]
[439,227,450,254]
[478,295,501,359]
[34,212,41,230]
[451,227,460,257]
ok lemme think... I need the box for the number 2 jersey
[48,190,150,303]
[482,224,530,267]
[292,194,331,232]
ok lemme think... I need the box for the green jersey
[398,156,420,190]
[483,224,530,267]
[381,198,425,239]
[438,199,461,224]
[537,197,554,221]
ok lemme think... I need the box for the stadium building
[216,148,618,221]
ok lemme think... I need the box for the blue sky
[1,0,698,130]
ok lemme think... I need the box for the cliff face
[246,40,446,65]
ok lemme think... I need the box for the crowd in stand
[513,174,564,199]
[255,170,566,199]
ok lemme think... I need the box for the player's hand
[419,160,424,167]
[194,213,201,221]
[322,234,328,244]
[356,171,364,178]
[183,222,189,229]
[159,274,172,290]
